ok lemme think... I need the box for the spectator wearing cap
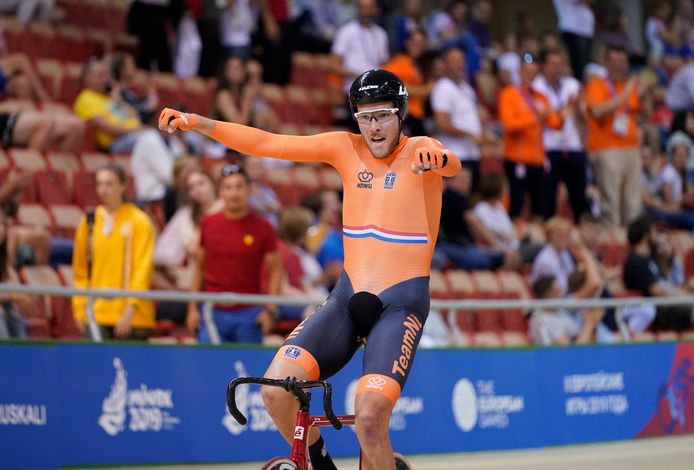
[499,53,563,220]
[532,48,587,222]
[187,164,281,343]
[585,45,651,227]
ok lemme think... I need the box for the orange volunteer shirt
[209,122,461,294]
[584,77,640,152]
[384,54,425,120]
[499,85,562,165]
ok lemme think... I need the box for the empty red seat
[50,204,84,238]
[35,170,71,205]
[73,170,99,209]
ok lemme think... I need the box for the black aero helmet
[349,69,408,121]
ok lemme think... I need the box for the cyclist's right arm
[159,108,346,165]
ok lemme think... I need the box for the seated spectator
[529,273,604,345]
[213,56,278,131]
[74,57,175,203]
[0,52,50,102]
[300,190,344,289]
[652,229,686,290]
[109,51,159,125]
[187,164,281,343]
[72,164,156,341]
[531,217,575,294]
[472,173,543,264]
[275,206,329,321]
[244,155,281,225]
[163,155,199,222]
[2,71,85,152]
[434,168,518,270]
[622,215,694,333]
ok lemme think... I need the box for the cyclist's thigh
[275,272,360,380]
[361,276,429,398]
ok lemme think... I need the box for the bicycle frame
[227,376,357,470]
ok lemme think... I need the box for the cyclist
[160,69,460,470]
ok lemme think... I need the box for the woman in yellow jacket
[72,163,155,340]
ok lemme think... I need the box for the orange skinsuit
[499,85,563,165]
[208,122,461,294]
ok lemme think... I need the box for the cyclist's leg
[262,271,360,445]
[354,276,429,470]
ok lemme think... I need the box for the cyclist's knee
[355,393,392,444]
[261,384,293,415]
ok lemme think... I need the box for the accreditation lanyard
[516,86,541,121]
[606,78,631,113]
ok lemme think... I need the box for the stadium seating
[50,204,84,237]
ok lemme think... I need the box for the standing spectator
[468,0,493,50]
[72,164,156,340]
[220,0,257,60]
[331,0,389,97]
[431,47,483,191]
[646,1,674,64]
[187,164,281,343]
[499,53,563,220]
[596,6,635,56]
[391,0,426,54]
[623,215,694,332]
[384,29,431,136]
[665,57,694,113]
[126,0,174,72]
[533,48,587,222]
[74,58,176,203]
[291,0,341,53]
[553,0,595,79]
[585,45,651,227]
[497,32,521,86]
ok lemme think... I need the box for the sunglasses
[221,164,244,177]
[523,53,537,64]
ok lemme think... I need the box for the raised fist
[158,108,199,133]
[411,146,450,174]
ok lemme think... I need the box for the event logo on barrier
[345,379,423,431]
[98,357,180,436]
[656,357,694,434]
[0,403,47,426]
[222,361,277,435]
[452,378,524,432]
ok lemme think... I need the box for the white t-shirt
[532,74,584,152]
[331,20,389,93]
[657,163,683,204]
[431,77,481,161]
[553,0,595,38]
[473,201,518,249]
[497,52,521,85]
[529,308,581,345]
[220,0,256,48]
[531,245,576,295]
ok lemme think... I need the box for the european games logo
[98,358,179,436]
[222,361,277,435]
[452,378,525,432]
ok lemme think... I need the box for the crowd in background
[1,0,694,347]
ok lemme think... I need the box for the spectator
[0,0,53,23]
[213,56,278,131]
[331,0,389,97]
[391,0,426,54]
[596,6,635,56]
[243,155,281,225]
[529,272,604,345]
[0,206,33,339]
[532,48,587,221]
[126,0,174,72]
[275,206,328,321]
[623,215,694,332]
[585,45,651,227]
[301,189,344,289]
[109,51,159,125]
[426,0,470,49]
[652,229,686,290]
[384,28,431,136]
[154,167,222,270]
[468,0,493,50]
[646,0,674,64]
[291,0,341,53]
[163,155,199,222]
[472,173,543,264]
[74,57,176,203]
[431,47,483,191]
[72,164,156,340]
[435,168,518,271]
[187,164,281,343]
[220,0,257,60]
[665,56,694,113]
[499,53,563,220]
[553,0,594,79]
[531,217,576,294]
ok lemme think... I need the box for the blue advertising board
[0,341,691,469]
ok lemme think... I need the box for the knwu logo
[357,170,374,189]
[98,357,179,436]
[345,379,423,431]
[222,361,277,435]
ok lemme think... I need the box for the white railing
[1,283,692,345]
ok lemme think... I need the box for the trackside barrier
[1,284,694,469]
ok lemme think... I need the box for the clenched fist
[411,146,451,174]
[158,107,199,133]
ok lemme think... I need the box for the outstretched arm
[159,108,342,164]
[411,144,462,177]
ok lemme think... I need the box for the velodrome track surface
[81,435,694,470]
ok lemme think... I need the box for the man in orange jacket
[499,53,564,219]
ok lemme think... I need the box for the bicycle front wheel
[261,456,299,470]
